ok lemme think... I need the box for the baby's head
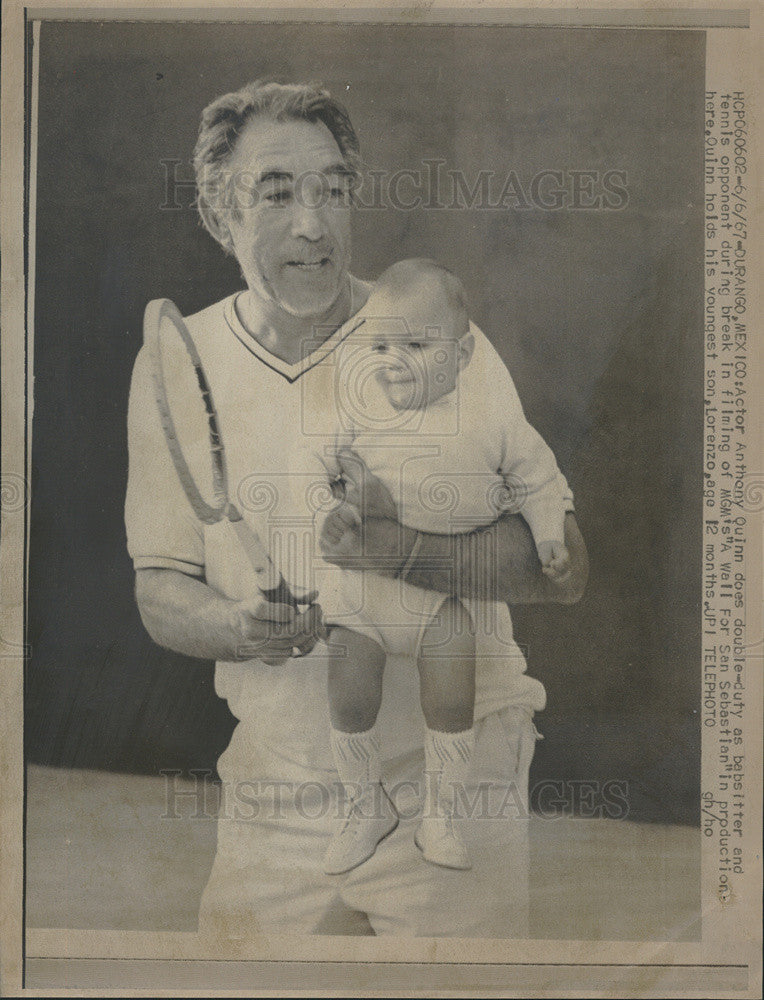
[362,258,474,410]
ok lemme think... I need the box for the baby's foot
[323,784,399,875]
[414,815,472,870]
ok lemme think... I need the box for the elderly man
[126,79,587,938]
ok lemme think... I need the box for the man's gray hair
[193,79,361,254]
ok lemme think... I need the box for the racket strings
[147,300,302,613]
[186,347,228,500]
[157,317,226,518]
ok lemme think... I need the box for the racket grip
[261,584,322,659]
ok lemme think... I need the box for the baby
[311,258,571,875]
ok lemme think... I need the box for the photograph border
[1,2,762,996]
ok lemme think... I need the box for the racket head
[143,298,304,617]
[143,298,228,524]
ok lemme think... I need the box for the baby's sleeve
[491,355,570,546]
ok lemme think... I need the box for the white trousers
[198,707,537,939]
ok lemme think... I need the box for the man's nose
[290,187,328,241]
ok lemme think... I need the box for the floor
[25,764,701,940]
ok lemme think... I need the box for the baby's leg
[418,597,475,732]
[416,597,476,870]
[327,626,385,732]
[324,626,398,875]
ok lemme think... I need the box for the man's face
[223,115,354,318]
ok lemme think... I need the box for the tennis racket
[144,297,307,618]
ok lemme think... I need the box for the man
[126,79,587,938]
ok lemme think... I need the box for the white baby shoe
[323,783,399,875]
[414,814,472,871]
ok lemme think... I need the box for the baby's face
[363,289,470,411]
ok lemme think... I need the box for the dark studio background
[26,21,704,826]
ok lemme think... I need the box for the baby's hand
[537,540,572,584]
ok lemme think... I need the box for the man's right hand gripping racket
[143,298,317,656]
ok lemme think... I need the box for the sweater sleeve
[484,341,570,546]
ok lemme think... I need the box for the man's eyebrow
[255,169,293,186]
[324,163,355,177]
[254,163,354,185]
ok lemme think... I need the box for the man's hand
[229,593,325,664]
[536,539,572,584]
[135,568,328,663]
[335,447,399,520]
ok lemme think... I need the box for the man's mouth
[285,255,332,272]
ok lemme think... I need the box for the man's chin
[276,274,345,320]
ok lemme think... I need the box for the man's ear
[210,216,234,256]
[457,332,475,372]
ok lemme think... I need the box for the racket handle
[227,511,301,610]
[226,510,318,657]
[227,515,280,587]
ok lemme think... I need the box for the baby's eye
[407,342,423,351]
[265,190,292,204]
[372,343,387,353]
